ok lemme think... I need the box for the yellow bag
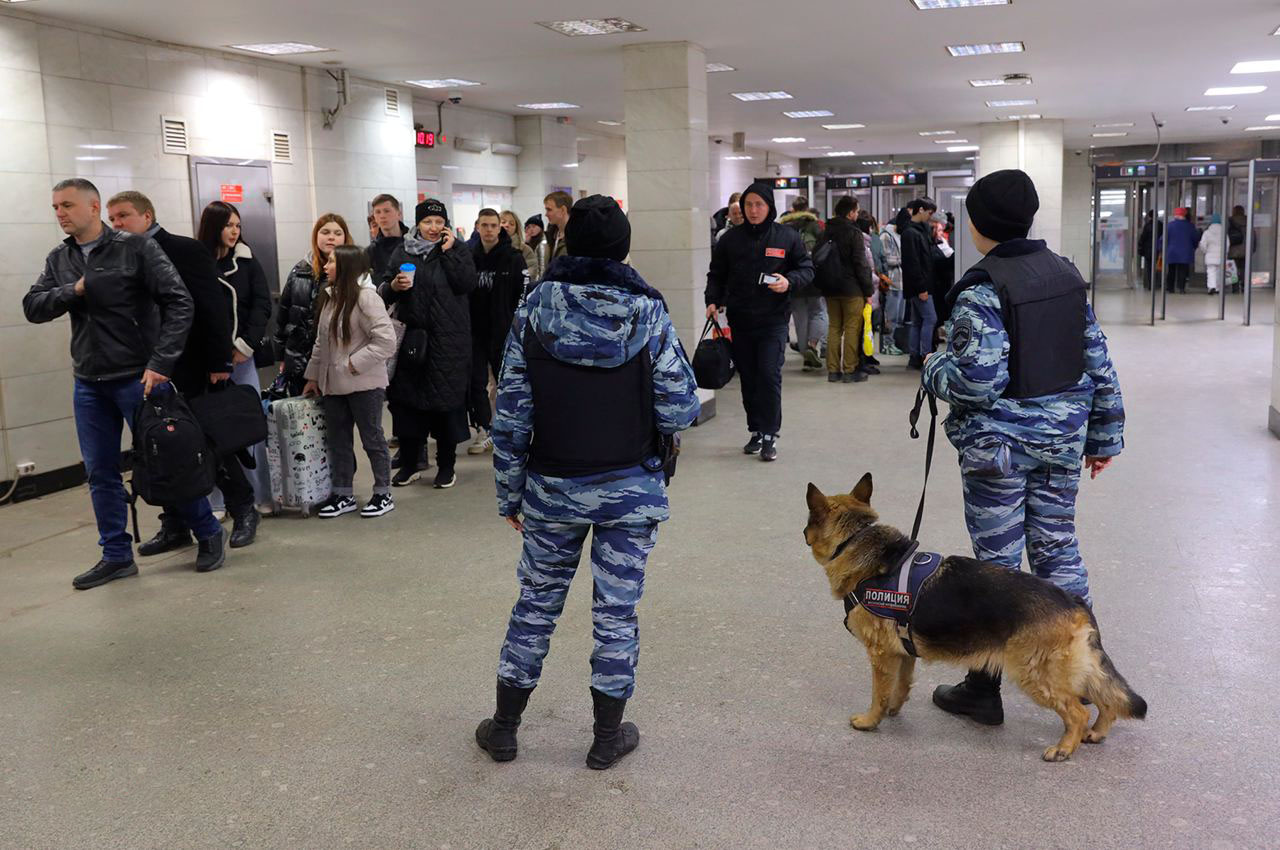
[862,301,874,357]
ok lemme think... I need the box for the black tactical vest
[968,248,1088,399]
[524,323,655,478]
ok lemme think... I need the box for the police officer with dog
[476,195,701,770]
[920,168,1126,726]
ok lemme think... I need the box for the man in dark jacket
[900,196,939,368]
[24,179,224,590]
[822,196,874,382]
[108,191,259,553]
[705,181,815,462]
[467,208,529,455]
[367,194,410,283]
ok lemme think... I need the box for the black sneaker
[844,371,868,383]
[362,493,395,517]
[391,467,422,487]
[860,363,881,375]
[317,495,359,518]
[760,436,778,462]
[72,559,138,590]
[195,529,227,573]
[743,433,764,455]
[932,670,1004,725]
[827,372,841,383]
[390,449,402,470]
[137,524,192,557]
[433,470,457,489]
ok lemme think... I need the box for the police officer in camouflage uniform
[921,169,1125,726]
[476,195,701,769]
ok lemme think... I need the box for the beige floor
[2,289,1277,849]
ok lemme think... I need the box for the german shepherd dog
[804,474,1147,762]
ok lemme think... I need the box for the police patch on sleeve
[949,318,976,358]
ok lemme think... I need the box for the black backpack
[130,389,217,536]
[812,236,845,295]
[692,315,735,389]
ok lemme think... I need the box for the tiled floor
[2,290,1277,849]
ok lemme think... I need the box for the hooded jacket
[216,241,272,362]
[367,222,411,284]
[822,215,872,298]
[493,255,701,525]
[469,230,529,364]
[900,220,936,299]
[303,275,396,396]
[705,182,815,329]
[24,226,193,382]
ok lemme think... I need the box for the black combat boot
[475,681,535,762]
[229,506,259,548]
[585,688,640,770]
[932,669,1003,725]
[194,529,227,573]
[137,516,192,557]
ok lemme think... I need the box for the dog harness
[841,541,944,657]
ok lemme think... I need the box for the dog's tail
[1078,601,1148,720]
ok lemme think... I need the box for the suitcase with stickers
[265,396,330,516]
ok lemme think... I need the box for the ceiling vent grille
[271,131,293,163]
[161,115,189,155]
[384,88,400,116]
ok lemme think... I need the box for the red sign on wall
[220,184,244,203]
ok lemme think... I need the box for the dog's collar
[826,523,876,565]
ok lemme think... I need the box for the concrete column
[978,119,1065,252]
[623,42,714,418]
[1271,299,1280,437]
[513,116,578,220]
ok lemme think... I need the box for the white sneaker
[467,430,493,455]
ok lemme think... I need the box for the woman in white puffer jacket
[1200,213,1224,295]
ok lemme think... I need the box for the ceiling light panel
[969,77,1032,87]
[826,151,858,157]
[948,145,980,152]
[1094,122,1134,127]
[1231,60,1280,74]
[724,155,753,160]
[536,18,646,36]
[706,63,736,73]
[1244,125,1280,132]
[986,98,1037,107]
[1185,105,1235,111]
[228,42,331,55]
[947,41,1024,56]
[935,139,969,144]
[912,0,1010,8]
[1205,85,1266,96]
[405,78,482,89]
[772,137,806,143]
[1267,114,1280,121]
[918,130,956,136]
[732,91,793,101]
[784,110,836,118]
[1002,114,1041,120]
[822,123,866,130]
[809,145,833,150]
[1092,132,1128,138]
[597,120,623,126]
[862,160,886,165]
[516,102,580,110]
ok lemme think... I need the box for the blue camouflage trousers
[960,459,1092,607]
[497,518,658,699]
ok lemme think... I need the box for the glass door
[1095,181,1136,291]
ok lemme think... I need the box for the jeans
[883,288,905,331]
[791,295,828,354]
[907,296,937,357]
[730,322,787,437]
[73,377,221,562]
[824,295,864,375]
[321,388,392,496]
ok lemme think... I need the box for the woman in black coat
[381,199,477,489]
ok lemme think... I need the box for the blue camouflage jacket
[921,242,1125,468]
[493,256,701,525]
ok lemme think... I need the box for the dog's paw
[1042,745,1073,762]
[850,713,881,731]
[1083,730,1107,744]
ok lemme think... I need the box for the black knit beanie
[524,214,544,231]
[965,169,1038,242]
[565,195,630,262]
[415,198,449,226]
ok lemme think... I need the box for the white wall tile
[0,68,47,123]
[0,119,51,174]
[257,65,303,109]
[4,415,81,474]
[0,172,59,225]
[108,84,173,134]
[89,129,161,180]
[42,75,110,129]
[145,45,206,97]
[0,15,39,73]
[0,223,65,276]
[0,321,71,378]
[36,25,80,79]
[206,56,260,105]
[78,34,148,89]
[1,371,74,429]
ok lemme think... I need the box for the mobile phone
[759,273,781,286]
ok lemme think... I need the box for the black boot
[229,506,259,549]
[137,516,192,557]
[932,669,1003,725]
[195,529,228,573]
[475,680,534,762]
[586,688,640,770]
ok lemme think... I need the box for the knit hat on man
[415,198,449,226]
[565,195,631,262]
[965,169,1039,242]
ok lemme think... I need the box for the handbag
[861,301,875,357]
[400,326,428,370]
[189,382,269,458]
[385,304,408,380]
[692,315,735,390]
[1226,259,1240,287]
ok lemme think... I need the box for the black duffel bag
[189,382,269,458]
[692,315,734,389]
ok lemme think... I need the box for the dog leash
[907,386,938,543]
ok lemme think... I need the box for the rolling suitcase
[265,396,330,516]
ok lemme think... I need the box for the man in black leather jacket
[24,179,225,590]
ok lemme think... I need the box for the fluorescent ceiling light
[918,130,956,136]
[822,123,866,130]
[1002,114,1041,120]
[912,0,1010,8]
[969,77,1032,87]
[78,143,127,150]
[405,79,482,89]
[724,155,753,160]
[227,42,332,55]
[536,18,646,37]
[75,156,106,161]
[986,98,1037,107]
[1186,156,1213,161]
[784,110,836,118]
[732,91,793,101]
[1092,132,1128,138]
[947,41,1024,56]
[1244,125,1280,132]
[1266,114,1280,121]
[440,165,460,170]
[1205,85,1266,96]
[1231,60,1280,74]
[948,145,980,152]
[826,151,858,157]
[771,137,806,143]
[706,63,736,73]
[516,102,580,110]
[1185,104,1235,111]
[965,156,978,161]
[597,120,623,126]
[935,138,968,144]
[1094,122,1134,128]
[562,162,579,168]
[809,145,833,150]
[862,160,886,165]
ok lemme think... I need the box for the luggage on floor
[265,396,330,516]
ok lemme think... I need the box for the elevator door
[190,158,280,294]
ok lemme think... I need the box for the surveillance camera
[447,90,463,105]
[1074,149,1084,156]
[714,137,724,145]
[1221,116,1231,125]
[1155,120,1165,129]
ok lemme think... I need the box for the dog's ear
[806,482,828,516]
[850,473,873,504]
